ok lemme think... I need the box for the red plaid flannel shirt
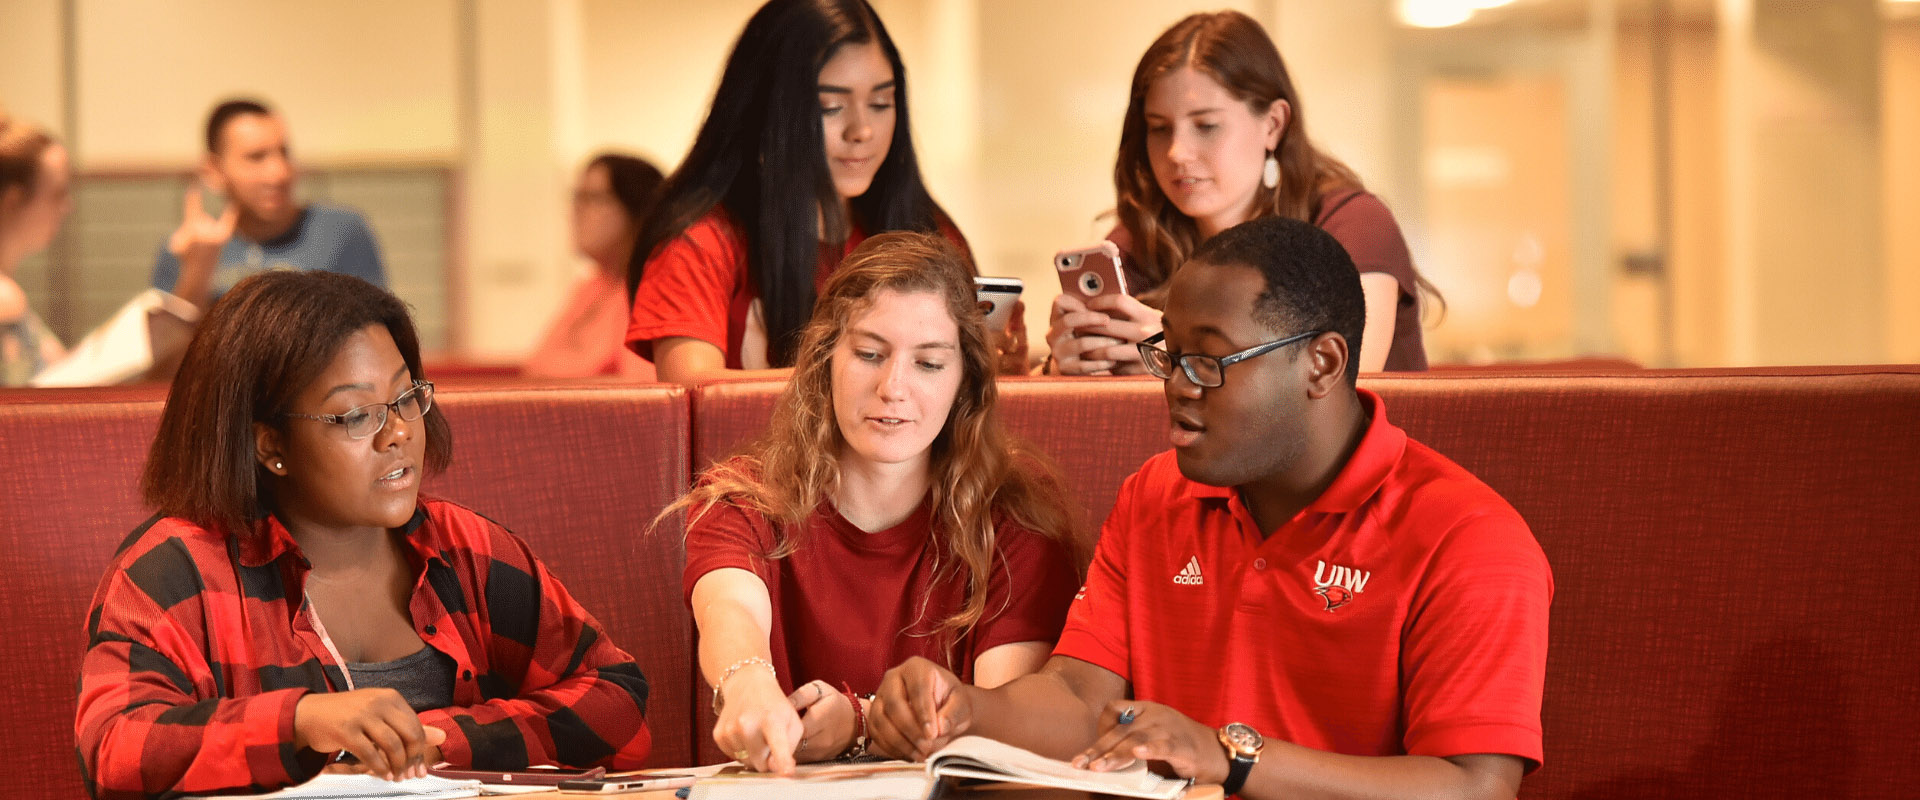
[75,497,651,800]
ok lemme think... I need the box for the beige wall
[1886,21,1919,364]
[73,0,459,168]
[0,0,65,137]
[9,0,1918,366]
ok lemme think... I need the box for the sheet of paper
[185,773,483,800]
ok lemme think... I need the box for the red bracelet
[839,681,869,759]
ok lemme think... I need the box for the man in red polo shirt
[867,216,1551,799]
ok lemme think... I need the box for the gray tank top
[346,646,457,712]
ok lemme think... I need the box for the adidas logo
[1173,556,1204,585]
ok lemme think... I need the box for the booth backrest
[4,368,1918,800]
[420,385,695,769]
[0,388,165,800]
[1367,369,1920,799]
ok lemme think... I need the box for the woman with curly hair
[672,231,1080,773]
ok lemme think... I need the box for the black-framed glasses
[1137,330,1321,388]
[285,381,435,440]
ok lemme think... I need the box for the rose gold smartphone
[1053,242,1128,302]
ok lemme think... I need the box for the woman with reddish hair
[1048,10,1441,376]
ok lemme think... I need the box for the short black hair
[1188,216,1366,385]
[205,98,273,154]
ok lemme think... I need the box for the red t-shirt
[627,209,970,369]
[683,487,1079,692]
[1054,389,1551,767]
[524,270,654,379]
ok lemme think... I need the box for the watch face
[1222,722,1264,754]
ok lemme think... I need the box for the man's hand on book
[870,656,974,760]
[1071,700,1228,785]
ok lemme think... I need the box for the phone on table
[430,766,604,786]
[558,773,698,794]
[973,276,1024,331]
[1053,241,1128,304]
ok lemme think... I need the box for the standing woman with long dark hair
[627,0,1017,383]
[1048,10,1441,376]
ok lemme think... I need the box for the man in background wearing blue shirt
[151,98,384,307]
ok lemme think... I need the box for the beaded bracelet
[838,682,871,759]
[710,656,773,714]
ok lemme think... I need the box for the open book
[688,735,1192,800]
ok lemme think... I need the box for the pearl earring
[273,461,284,471]
[1262,150,1280,190]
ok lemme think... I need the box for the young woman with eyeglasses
[1048,10,1441,377]
[76,271,652,799]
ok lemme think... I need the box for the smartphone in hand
[974,276,1024,332]
[1053,242,1128,302]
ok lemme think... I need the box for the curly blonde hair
[664,231,1083,649]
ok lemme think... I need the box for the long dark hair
[628,0,947,366]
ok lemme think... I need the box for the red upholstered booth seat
[5,367,1919,800]
[0,387,167,800]
[420,384,695,770]
[1368,367,1920,799]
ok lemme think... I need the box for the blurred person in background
[1047,11,1440,376]
[149,98,386,307]
[627,0,1025,382]
[1,111,203,386]
[524,152,665,379]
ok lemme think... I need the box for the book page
[929,736,1190,799]
[686,761,932,800]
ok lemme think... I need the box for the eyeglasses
[285,381,435,440]
[1137,330,1321,388]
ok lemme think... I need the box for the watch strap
[1221,750,1255,796]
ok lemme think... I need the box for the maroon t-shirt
[682,489,1080,693]
[1109,188,1428,371]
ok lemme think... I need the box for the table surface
[502,780,1225,799]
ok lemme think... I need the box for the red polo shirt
[1054,389,1551,767]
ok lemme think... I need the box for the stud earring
[1262,150,1280,190]
[273,461,284,471]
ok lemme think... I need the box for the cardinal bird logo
[1314,584,1354,611]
